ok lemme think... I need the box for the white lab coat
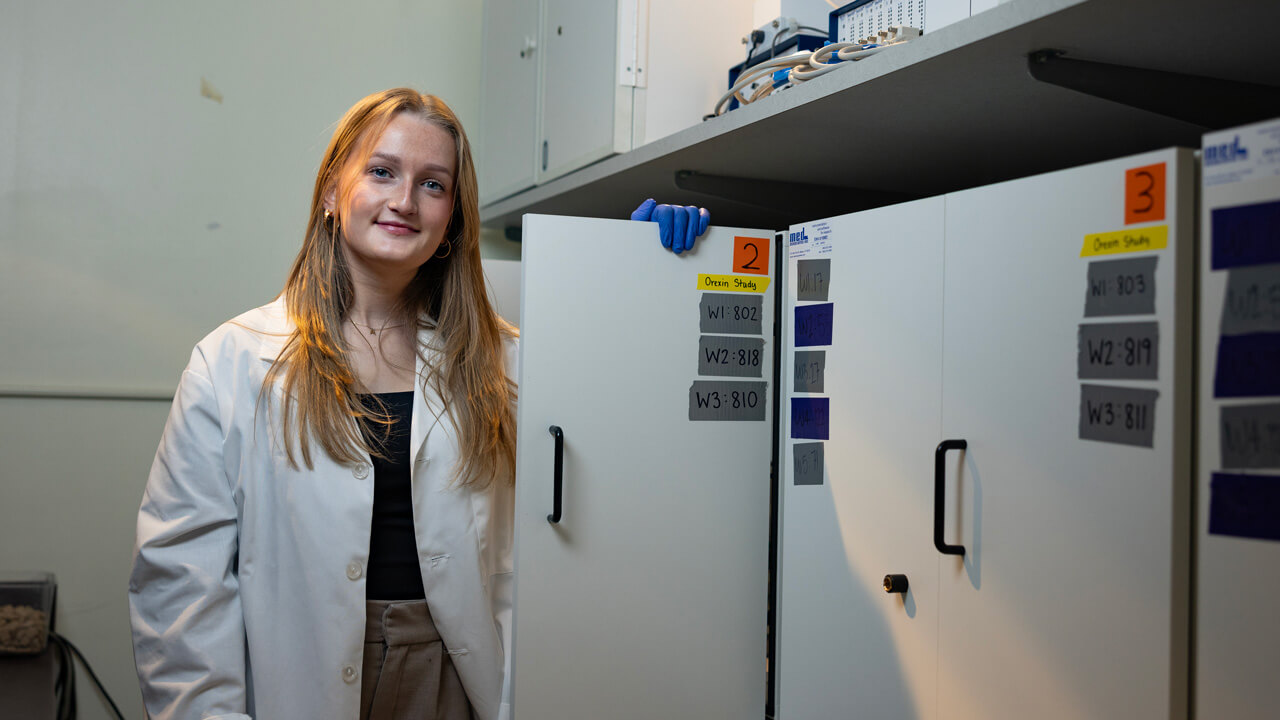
[129,298,515,720]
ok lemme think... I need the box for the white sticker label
[788,222,833,260]
[1204,119,1280,187]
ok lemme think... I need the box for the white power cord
[711,26,921,117]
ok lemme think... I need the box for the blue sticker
[790,397,830,439]
[794,303,834,347]
[1212,199,1280,270]
[1214,332,1280,398]
[1209,472,1280,542]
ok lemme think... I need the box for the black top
[358,391,426,601]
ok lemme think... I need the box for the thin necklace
[349,317,404,335]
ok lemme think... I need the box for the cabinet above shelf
[479,0,1280,233]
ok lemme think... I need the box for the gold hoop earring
[323,209,333,221]
[434,240,451,259]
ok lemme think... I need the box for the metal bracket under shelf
[1028,49,1280,130]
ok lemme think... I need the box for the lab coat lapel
[411,322,448,466]
[250,307,448,482]
[254,298,293,364]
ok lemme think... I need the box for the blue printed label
[794,303,834,347]
[791,397,830,439]
[1214,332,1280,398]
[1212,200,1280,270]
[1209,472,1280,542]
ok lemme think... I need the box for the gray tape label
[796,259,831,301]
[1078,384,1159,447]
[699,336,765,378]
[793,442,825,485]
[793,350,826,393]
[1083,256,1157,317]
[1078,322,1160,380]
[1221,263,1280,335]
[1221,403,1280,469]
[689,381,768,421]
[700,293,763,335]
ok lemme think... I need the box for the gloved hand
[631,198,711,255]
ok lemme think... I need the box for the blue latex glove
[631,198,711,254]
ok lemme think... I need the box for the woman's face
[332,112,457,279]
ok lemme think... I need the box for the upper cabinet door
[537,0,629,183]
[512,215,775,720]
[777,200,945,720]
[478,0,539,204]
[936,149,1194,720]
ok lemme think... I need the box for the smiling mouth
[377,222,419,235]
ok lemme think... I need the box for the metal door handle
[547,425,564,523]
[934,439,967,556]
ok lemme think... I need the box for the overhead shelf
[480,0,1280,232]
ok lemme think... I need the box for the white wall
[0,1,484,717]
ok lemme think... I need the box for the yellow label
[698,273,771,293]
[1080,225,1168,257]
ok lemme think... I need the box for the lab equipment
[828,0,973,43]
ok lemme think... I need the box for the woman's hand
[631,198,711,255]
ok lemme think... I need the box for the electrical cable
[707,31,766,120]
[49,632,127,720]
[768,24,827,59]
[712,51,815,116]
[743,29,763,70]
[709,26,920,117]
[770,27,784,59]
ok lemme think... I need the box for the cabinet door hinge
[617,0,648,88]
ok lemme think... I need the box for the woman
[128,88,707,720]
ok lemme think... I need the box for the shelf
[479,0,1280,232]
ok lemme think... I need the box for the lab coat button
[342,664,358,683]
[353,462,370,479]
[346,562,363,581]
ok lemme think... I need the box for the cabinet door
[537,0,629,183]
[1195,121,1280,720]
[777,201,945,719]
[937,149,1193,720]
[512,215,775,719]
[478,0,539,204]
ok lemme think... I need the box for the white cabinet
[778,148,1195,719]
[777,198,947,720]
[511,147,1200,719]
[478,0,541,203]
[478,0,752,204]
[1195,118,1280,720]
[934,148,1194,720]
[513,216,776,719]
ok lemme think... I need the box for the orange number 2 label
[733,236,770,275]
[1125,163,1166,224]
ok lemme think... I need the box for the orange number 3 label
[1125,162,1166,224]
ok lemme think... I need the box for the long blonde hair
[264,88,516,488]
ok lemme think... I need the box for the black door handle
[547,425,564,523]
[934,439,967,556]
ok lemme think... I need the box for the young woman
[128,88,707,720]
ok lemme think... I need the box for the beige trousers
[361,599,474,720]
